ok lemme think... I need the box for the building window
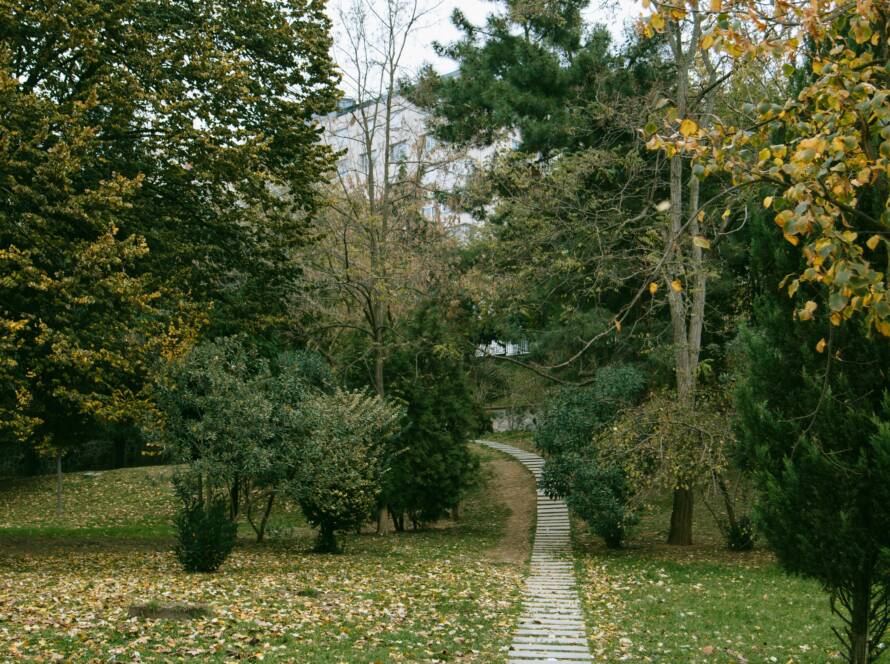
[360,149,377,171]
[422,203,436,220]
[390,141,408,162]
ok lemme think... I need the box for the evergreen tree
[384,302,483,530]
[736,209,890,664]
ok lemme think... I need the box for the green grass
[573,494,843,662]
[480,431,539,455]
[0,446,525,662]
[0,464,309,541]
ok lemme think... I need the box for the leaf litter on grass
[0,459,526,663]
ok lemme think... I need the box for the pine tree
[383,303,483,530]
[736,209,890,664]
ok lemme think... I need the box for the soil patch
[128,602,210,621]
[485,456,536,565]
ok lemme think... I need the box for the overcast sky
[326,0,641,95]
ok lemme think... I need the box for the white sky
[327,0,642,94]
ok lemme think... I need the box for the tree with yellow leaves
[644,0,889,336]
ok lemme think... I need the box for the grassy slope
[484,431,843,663]
[0,445,525,663]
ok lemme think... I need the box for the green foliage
[535,364,647,458]
[1,0,338,457]
[735,210,890,662]
[536,365,646,547]
[421,2,669,155]
[723,515,756,552]
[384,304,484,530]
[173,492,237,573]
[287,389,403,552]
[566,461,639,549]
[417,7,673,384]
[152,337,321,540]
[154,338,283,492]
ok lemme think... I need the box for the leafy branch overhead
[643,0,890,335]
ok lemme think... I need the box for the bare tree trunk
[246,490,276,543]
[663,15,710,546]
[55,451,63,519]
[667,487,694,545]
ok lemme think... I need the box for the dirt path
[482,448,537,565]
[479,439,594,663]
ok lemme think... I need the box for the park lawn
[0,445,525,663]
[0,464,307,540]
[485,431,844,662]
[574,496,844,663]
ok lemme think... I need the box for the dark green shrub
[566,459,638,548]
[535,364,646,459]
[384,304,483,530]
[173,499,237,573]
[287,389,402,553]
[723,515,755,552]
[734,207,890,662]
[536,365,646,548]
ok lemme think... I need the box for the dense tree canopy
[0,0,339,454]
[645,0,890,336]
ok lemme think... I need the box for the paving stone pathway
[479,440,592,664]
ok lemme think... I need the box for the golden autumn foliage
[643,1,890,335]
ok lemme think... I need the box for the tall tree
[302,0,474,532]
[646,3,725,545]
[645,0,890,336]
[424,0,736,543]
[1,0,338,469]
[736,205,890,664]
[305,0,472,395]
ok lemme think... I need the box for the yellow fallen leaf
[867,235,880,250]
[649,282,659,295]
[671,280,683,293]
[763,196,773,209]
[816,338,826,353]
[693,235,711,249]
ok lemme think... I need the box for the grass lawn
[574,494,844,663]
[481,431,539,456]
[0,445,527,663]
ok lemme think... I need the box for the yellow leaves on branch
[679,119,699,138]
[642,0,890,336]
[798,300,818,322]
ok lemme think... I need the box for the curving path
[479,440,592,664]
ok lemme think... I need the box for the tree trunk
[389,508,404,532]
[667,487,693,545]
[850,578,871,664]
[55,452,63,519]
[376,505,390,534]
[247,491,275,543]
[230,475,240,520]
[315,522,339,553]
